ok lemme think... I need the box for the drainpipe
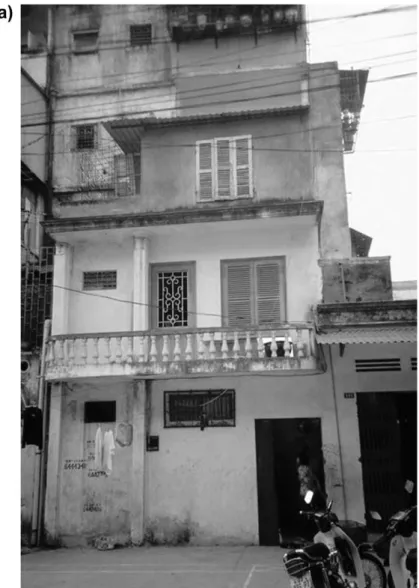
[328,344,348,520]
[31,319,51,547]
[44,5,55,218]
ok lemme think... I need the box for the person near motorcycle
[297,446,327,511]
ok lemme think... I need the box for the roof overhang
[316,326,417,345]
[102,104,309,153]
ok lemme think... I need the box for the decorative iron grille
[164,390,236,428]
[75,124,96,150]
[83,271,117,291]
[157,270,189,327]
[21,246,54,349]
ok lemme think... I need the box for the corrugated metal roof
[316,326,417,345]
[103,104,309,152]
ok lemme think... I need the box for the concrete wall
[65,220,321,334]
[21,72,47,181]
[329,342,417,522]
[55,381,133,546]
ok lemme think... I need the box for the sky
[307,2,417,281]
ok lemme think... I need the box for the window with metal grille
[73,30,99,53]
[75,125,96,151]
[221,257,286,328]
[196,135,253,201]
[82,271,117,291]
[164,390,235,428]
[130,24,152,46]
[355,358,401,372]
[84,401,116,423]
[150,262,195,328]
[114,153,141,197]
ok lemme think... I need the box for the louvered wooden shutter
[197,141,213,200]
[114,154,135,197]
[235,136,252,197]
[215,139,232,199]
[225,263,253,327]
[256,262,282,325]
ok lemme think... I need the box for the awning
[316,326,417,345]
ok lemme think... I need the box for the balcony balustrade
[45,324,320,380]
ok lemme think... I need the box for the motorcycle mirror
[304,491,314,505]
[370,511,382,521]
[405,480,415,494]
[327,500,333,512]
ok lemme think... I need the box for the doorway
[255,418,325,546]
[357,392,417,529]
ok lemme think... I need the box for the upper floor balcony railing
[45,323,320,381]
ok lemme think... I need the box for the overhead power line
[21,70,417,129]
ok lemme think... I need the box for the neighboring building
[393,280,417,301]
[30,5,414,548]
[21,42,54,546]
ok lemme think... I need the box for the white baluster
[198,333,206,360]
[47,341,55,364]
[257,332,265,358]
[139,336,145,363]
[284,331,291,358]
[296,329,305,358]
[126,337,133,364]
[92,337,99,365]
[185,334,193,361]
[57,340,65,365]
[221,332,229,359]
[115,337,122,364]
[162,335,169,362]
[209,332,216,360]
[150,336,157,362]
[68,339,75,365]
[81,338,88,365]
[233,332,240,359]
[271,332,278,358]
[104,337,111,364]
[245,332,252,359]
[173,334,181,362]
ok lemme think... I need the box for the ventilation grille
[412,358,417,371]
[355,358,401,372]
[83,271,117,291]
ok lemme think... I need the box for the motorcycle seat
[406,548,417,576]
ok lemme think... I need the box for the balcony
[44,324,320,381]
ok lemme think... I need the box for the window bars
[164,390,236,428]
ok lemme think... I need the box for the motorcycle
[284,490,386,588]
[371,500,417,588]
[284,540,349,588]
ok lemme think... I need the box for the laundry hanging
[103,430,116,474]
[94,426,103,469]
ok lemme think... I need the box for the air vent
[355,358,401,373]
[411,358,417,371]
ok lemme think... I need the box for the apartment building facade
[25,5,404,547]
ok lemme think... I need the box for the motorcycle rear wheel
[362,553,387,588]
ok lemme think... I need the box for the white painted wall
[66,219,321,334]
[146,372,342,545]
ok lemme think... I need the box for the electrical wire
[21,50,417,122]
[21,69,417,129]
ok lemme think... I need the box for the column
[51,242,72,336]
[130,380,146,545]
[132,237,149,331]
[43,382,63,544]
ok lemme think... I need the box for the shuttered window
[196,135,252,201]
[221,258,286,327]
[114,153,141,197]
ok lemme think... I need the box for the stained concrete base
[21,545,289,588]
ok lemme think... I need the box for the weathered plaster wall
[145,372,343,545]
[328,343,417,522]
[56,381,133,546]
[21,72,47,181]
[66,219,321,334]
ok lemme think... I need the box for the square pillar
[132,237,149,331]
[51,242,72,336]
[130,380,146,545]
[44,382,63,544]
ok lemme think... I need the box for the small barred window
[130,24,152,47]
[164,390,235,428]
[82,271,117,291]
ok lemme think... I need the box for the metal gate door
[357,393,404,525]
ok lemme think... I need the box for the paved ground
[21,546,289,588]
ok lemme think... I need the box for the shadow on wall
[144,516,196,546]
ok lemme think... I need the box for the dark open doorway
[255,418,325,546]
[358,392,417,530]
